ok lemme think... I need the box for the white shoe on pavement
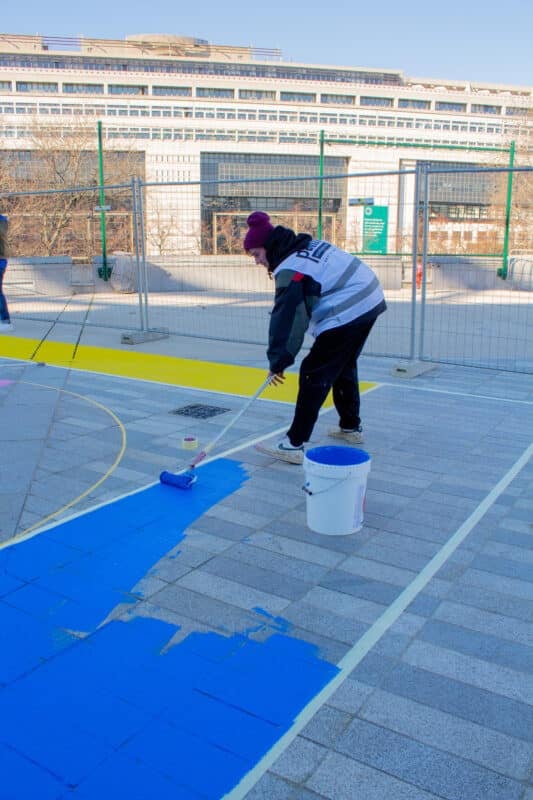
[328,426,364,444]
[256,436,304,465]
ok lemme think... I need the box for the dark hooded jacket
[264,226,321,373]
[263,225,386,374]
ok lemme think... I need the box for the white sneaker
[328,426,364,444]
[256,436,304,465]
[0,321,13,333]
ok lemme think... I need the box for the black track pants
[286,315,376,447]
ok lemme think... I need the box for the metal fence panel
[1,165,531,372]
[137,172,414,358]
[418,166,533,372]
[3,182,146,332]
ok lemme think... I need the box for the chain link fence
[1,165,532,372]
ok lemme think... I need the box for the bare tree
[146,201,178,256]
[0,119,144,259]
[487,110,533,255]
[213,213,245,254]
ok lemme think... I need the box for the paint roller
[160,375,272,490]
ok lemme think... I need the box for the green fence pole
[499,140,515,279]
[318,129,324,239]
[97,120,109,281]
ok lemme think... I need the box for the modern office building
[0,32,531,255]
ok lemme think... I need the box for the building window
[0,52,404,88]
[280,92,316,103]
[0,81,12,91]
[107,105,129,116]
[471,104,502,115]
[150,105,170,117]
[414,118,433,129]
[108,85,148,95]
[196,87,234,98]
[238,89,276,101]
[200,151,346,254]
[16,81,58,93]
[360,96,393,107]
[359,115,377,126]
[505,106,526,116]
[63,83,104,94]
[128,105,149,117]
[435,101,467,113]
[320,94,355,105]
[398,98,430,110]
[429,203,488,220]
[61,105,83,115]
[152,85,192,96]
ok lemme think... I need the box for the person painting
[0,214,13,332]
[244,211,386,464]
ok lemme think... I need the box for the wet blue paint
[251,607,291,634]
[0,459,339,799]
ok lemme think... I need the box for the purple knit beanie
[243,211,274,251]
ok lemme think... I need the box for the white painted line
[381,380,533,405]
[221,441,533,800]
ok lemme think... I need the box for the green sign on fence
[362,205,388,254]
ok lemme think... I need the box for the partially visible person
[244,211,386,464]
[0,214,13,332]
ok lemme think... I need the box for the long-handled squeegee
[160,375,272,490]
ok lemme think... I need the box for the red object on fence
[416,262,423,289]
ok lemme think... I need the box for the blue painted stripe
[0,459,339,798]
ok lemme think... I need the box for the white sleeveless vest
[272,240,384,337]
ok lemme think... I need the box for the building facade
[0,33,531,256]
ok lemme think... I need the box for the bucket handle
[302,476,353,496]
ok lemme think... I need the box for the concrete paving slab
[1,324,532,799]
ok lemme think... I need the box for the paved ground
[1,320,532,800]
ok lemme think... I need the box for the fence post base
[392,360,436,378]
[121,328,169,345]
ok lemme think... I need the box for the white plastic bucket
[303,446,371,536]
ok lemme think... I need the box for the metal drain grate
[170,403,230,419]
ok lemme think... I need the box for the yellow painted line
[0,335,376,404]
[0,336,36,362]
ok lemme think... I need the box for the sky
[3,0,532,89]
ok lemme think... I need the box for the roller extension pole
[160,376,272,490]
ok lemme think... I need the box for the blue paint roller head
[159,377,272,492]
[159,470,198,490]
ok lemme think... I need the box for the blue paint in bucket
[306,445,370,467]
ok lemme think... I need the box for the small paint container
[181,435,198,450]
